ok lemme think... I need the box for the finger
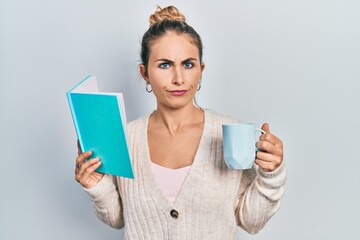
[76,164,104,189]
[77,140,82,155]
[85,160,102,174]
[256,151,283,165]
[261,123,270,134]
[75,158,101,182]
[255,159,280,172]
[76,150,92,165]
[256,140,283,156]
[75,151,92,174]
[77,157,100,175]
[78,160,102,180]
[259,133,283,146]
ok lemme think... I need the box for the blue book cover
[67,75,134,178]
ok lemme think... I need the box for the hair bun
[149,6,186,26]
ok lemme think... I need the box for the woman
[75,6,286,239]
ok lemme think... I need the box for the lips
[169,90,188,96]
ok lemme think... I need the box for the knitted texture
[85,110,287,239]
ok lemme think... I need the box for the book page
[71,75,99,93]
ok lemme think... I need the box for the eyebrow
[154,57,198,64]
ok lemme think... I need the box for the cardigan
[85,110,287,240]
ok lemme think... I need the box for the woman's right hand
[75,141,104,189]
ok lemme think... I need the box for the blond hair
[149,6,186,26]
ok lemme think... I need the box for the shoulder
[128,115,147,129]
[127,114,149,139]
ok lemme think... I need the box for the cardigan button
[170,209,179,219]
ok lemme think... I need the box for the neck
[151,104,203,134]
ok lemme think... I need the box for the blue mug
[222,123,265,170]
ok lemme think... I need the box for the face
[140,32,205,110]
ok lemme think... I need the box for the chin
[163,100,194,110]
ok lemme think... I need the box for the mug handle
[255,129,266,152]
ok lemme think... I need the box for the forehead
[149,32,199,60]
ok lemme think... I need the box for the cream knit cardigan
[85,110,287,240]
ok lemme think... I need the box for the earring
[146,82,152,93]
[197,82,202,91]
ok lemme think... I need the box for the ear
[200,63,205,79]
[139,64,148,82]
[201,63,205,72]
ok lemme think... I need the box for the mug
[222,123,265,170]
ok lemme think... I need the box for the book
[66,75,134,178]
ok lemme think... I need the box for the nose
[172,66,184,85]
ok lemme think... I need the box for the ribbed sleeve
[84,174,124,229]
[236,162,286,234]
[257,161,287,199]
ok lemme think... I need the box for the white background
[1,0,359,239]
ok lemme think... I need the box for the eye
[184,62,194,69]
[159,62,170,69]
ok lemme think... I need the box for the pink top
[150,161,191,203]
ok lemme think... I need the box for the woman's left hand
[255,123,284,172]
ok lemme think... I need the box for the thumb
[261,123,270,134]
